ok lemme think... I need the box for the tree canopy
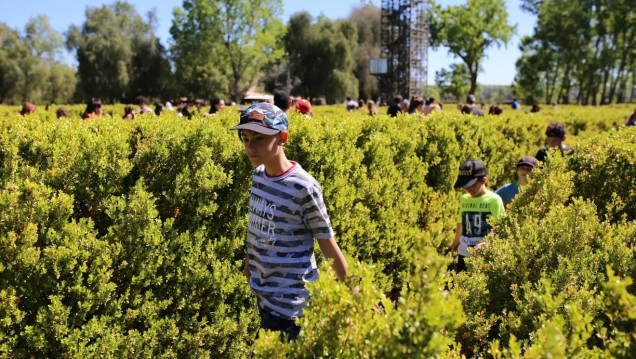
[0,17,76,104]
[515,0,636,105]
[67,1,171,103]
[284,13,359,103]
[170,0,285,102]
[430,0,516,95]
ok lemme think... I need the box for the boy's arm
[450,223,462,251]
[243,255,250,280]
[317,238,348,282]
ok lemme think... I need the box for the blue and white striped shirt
[247,162,334,320]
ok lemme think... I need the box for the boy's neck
[264,155,294,177]
[471,186,487,197]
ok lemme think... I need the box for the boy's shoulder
[496,182,518,193]
[253,162,320,189]
[461,189,501,202]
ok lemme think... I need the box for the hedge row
[0,107,635,357]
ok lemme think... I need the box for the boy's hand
[450,240,460,252]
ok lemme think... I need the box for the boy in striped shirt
[231,102,349,340]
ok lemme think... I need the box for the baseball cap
[454,159,488,188]
[296,99,311,114]
[516,156,538,168]
[230,102,288,135]
[466,94,476,104]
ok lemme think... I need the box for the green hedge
[1,106,635,357]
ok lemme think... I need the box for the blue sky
[1,0,536,85]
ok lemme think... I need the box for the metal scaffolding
[379,0,429,100]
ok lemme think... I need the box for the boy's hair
[274,91,290,111]
[136,95,148,105]
[545,122,566,139]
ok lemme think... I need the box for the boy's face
[215,100,225,111]
[239,129,284,166]
[464,177,487,197]
[516,165,533,185]
[546,136,564,148]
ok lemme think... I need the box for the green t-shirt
[457,189,504,257]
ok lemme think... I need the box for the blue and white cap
[230,102,288,135]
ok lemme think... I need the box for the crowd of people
[451,121,575,272]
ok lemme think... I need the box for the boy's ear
[279,131,288,144]
[482,176,488,184]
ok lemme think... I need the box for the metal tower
[379,0,429,101]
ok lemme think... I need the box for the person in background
[626,107,636,126]
[154,102,164,116]
[367,99,377,116]
[511,98,520,110]
[136,95,153,114]
[209,97,225,115]
[387,95,403,117]
[407,97,425,114]
[465,94,484,116]
[535,122,574,163]
[20,102,36,116]
[495,156,538,207]
[345,96,359,111]
[123,105,135,120]
[274,90,292,114]
[56,107,68,119]
[461,104,472,115]
[529,103,541,113]
[401,98,410,113]
[488,105,504,115]
[295,99,312,117]
[82,98,103,119]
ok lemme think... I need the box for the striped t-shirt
[247,162,334,320]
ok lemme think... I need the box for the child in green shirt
[450,159,505,272]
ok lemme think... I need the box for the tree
[435,63,470,102]
[517,0,635,105]
[285,13,359,103]
[350,4,381,100]
[0,18,76,104]
[430,0,515,95]
[171,0,285,102]
[67,1,172,103]
[0,24,27,104]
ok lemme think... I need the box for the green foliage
[254,250,464,358]
[569,127,636,221]
[431,0,516,94]
[285,13,359,102]
[0,17,76,105]
[66,1,171,102]
[170,0,285,101]
[0,104,635,357]
[436,63,471,102]
[516,0,636,105]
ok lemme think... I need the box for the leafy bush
[1,104,635,357]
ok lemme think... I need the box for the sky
[0,0,536,86]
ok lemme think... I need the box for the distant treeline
[0,0,633,106]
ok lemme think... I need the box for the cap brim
[230,123,281,135]
[454,176,478,189]
[516,163,535,168]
